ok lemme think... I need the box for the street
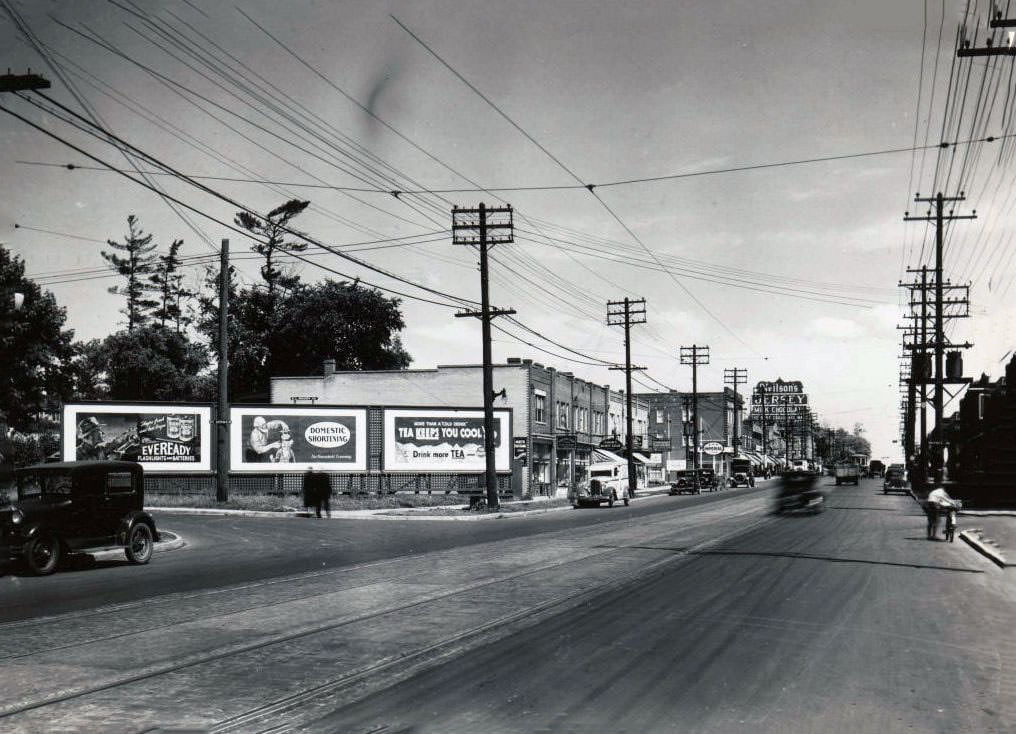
[1,479,1013,733]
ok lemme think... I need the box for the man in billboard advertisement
[68,408,204,466]
[383,409,511,472]
[230,408,367,472]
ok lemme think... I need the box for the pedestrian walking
[312,468,331,519]
[301,465,316,514]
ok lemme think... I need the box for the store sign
[632,435,644,449]
[62,403,212,473]
[651,437,672,451]
[755,379,803,395]
[383,408,511,473]
[599,437,623,451]
[666,459,687,471]
[230,406,367,472]
[513,437,528,466]
[702,441,725,456]
[557,434,578,450]
[751,393,808,406]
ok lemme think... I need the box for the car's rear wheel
[25,534,61,576]
[125,523,154,565]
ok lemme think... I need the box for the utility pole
[608,297,647,499]
[0,70,51,93]
[216,239,230,502]
[453,204,515,510]
[680,345,710,484]
[724,368,748,456]
[904,193,975,485]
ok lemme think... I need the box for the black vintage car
[1,460,158,575]
[669,468,718,495]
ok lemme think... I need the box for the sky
[2,0,1012,462]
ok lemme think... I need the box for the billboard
[62,403,212,472]
[383,408,511,473]
[230,406,367,472]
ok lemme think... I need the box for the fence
[144,472,513,498]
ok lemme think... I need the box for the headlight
[11,509,24,525]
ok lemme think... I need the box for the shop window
[534,393,546,424]
[557,402,569,429]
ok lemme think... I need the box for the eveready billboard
[62,403,212,472]
[383,408,511,473]
[229,406,367,472]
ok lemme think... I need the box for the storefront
[532,440,553,496]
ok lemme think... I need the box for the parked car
[571,462,631,508]
[728,458,755,488]
[670,469,701,495]
[883,465,907,494]
[869,460,886,479]
[1,460,158,575]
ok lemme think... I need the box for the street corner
[959,527,1007,568]
[87,529,186,563]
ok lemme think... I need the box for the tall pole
[904,193,975,486]
[608,297,647,499]
[453,204,515,510]
[680,345,710,481]
[919,266,928,469]
[724,368,748,456]
[216,239,230,502]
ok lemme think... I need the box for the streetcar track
[0,504,774,722]
[0,490,763,637]
[211,514,776,733]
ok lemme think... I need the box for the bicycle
[944,508,957,542]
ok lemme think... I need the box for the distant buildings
[271,357,650,498]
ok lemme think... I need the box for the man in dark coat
[302,466,331,518]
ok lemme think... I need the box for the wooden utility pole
[724,368,748,455]
[608,297,646,498]
[680,345,709,482]
[216,239,230,502]
[904,193,975,485]
[453,204,515,510]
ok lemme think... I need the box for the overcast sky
[3,0,1011,460]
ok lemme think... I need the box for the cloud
[806,316,865,340]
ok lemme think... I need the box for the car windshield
[590,469,613,477]
[16,472,73,500]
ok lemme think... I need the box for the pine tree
[148,239,195,333]
[234,200,310,298]
[102,215,159,331]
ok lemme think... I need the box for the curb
[959,529,1007,568]
[88,530,186,562]
[959,510,1016,517]
[146,486,682,522]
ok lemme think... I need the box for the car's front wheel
[125,523,154,565]
[25,533,61,575]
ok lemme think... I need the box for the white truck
[570,461,632,508]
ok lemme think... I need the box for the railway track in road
[0,493,773,732]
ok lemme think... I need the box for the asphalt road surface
[2,480,1014,733]
[0,484,757,623]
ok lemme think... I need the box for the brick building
[636,389,744,477]
[271,358,649,498]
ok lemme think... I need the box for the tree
[196,275,411,399]
[102,215,158,331]
[85,325,213,402]
[1,247,76,430]
[271,280,411,376]
[148,238,194,333]
[234,200,310,297]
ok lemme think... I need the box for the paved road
[2,479,1013,733]
[305,480,1015,734]
[0,485,759,623]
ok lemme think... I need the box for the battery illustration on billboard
[230,407,367,472]
[383,409,511,472]
[62,403,212,473]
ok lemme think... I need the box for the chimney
[522,358,533,365]
[507,357,522,365]
[323,359,336,376]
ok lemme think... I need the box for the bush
[8,432,60,467]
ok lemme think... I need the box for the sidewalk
[957,515,1012,567]
[147,483,684,522]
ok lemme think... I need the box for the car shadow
[0,553,129,578]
